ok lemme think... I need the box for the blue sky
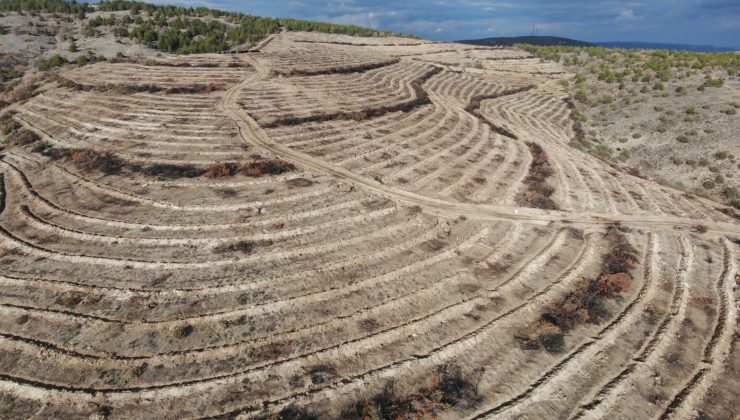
[165,0,740,48]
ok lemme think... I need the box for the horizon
[148,0,740,49]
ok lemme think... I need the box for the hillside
[518,44,740,209]
[459,35,593,47]
[0,3,738,420]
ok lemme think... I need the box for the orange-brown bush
[242,158,295,177]
[340,364,482,419]
[524,225,637,352]
[203,161,237,178]
[71,150,123,175]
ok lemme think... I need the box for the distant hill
[593,41,737,53]
[457,36,594,47]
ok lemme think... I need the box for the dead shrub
[71,150,123,175]
[286,178,313,188]
[516,142,558,210]
[41,147,122,175]
[203,161,237,178]
[693,224,708,234]
[141,163,203,179]
[521,224,637,352]
[174,324,194,338]
[340,364,482,419]
[7,128,40,146]
[242,158,295,177]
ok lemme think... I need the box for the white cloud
[616,9,639,21]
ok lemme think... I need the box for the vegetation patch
[42,147,123,175]
[140,163,203,179]
[518,225,638,352]
[57,76,227,94]
[340,364,483,419]
[515,142,559,210]
[242,158,295,177]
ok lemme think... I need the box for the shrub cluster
[340,364,482,419]
[515,142,558,210]
[520,225,638,352]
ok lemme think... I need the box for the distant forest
[0,0,418,54]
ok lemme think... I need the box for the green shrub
[685,106,697,115]
[632,133,642,139]
[702,180,716,189]
[715,151,729,160]
[37,54,66,71]
[698,158,710,166]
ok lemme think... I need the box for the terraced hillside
[0,31,738,419]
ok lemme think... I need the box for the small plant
[632,133,642,139]
[131,363,148,378]
[174,324,194,338]
[693,225,708,234]
[37,54,66,71]
[685,106,697,115]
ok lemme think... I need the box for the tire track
[571,235,693,419]
[658,237,736,420]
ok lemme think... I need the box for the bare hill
[0,5,738,420]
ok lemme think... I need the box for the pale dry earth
[0,32,738,419]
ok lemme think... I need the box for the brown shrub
[594,272,632,296]
[242,158,295,177]
[340,364,482,419]
[71,150,123,175]
[516,142,558,210]
[522,224,638,351]
[141,163,203,179]
[203,161,237,178]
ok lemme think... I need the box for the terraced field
[0,32,737,419]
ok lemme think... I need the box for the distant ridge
[457,36,594,47]
[594,41,737,52]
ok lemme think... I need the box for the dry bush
[204,161,237,178]
[341,364,482,419]
[6,128,39,146]
[41,147,123,175]
[213,240,273,254]
[523,225,637,352]
[174,324,194,338]
[242,158,295,177]
[516,142,558,210]
[141,163,203,179]
[693,224,708,233]
[71,149,123,175]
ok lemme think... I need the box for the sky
[164,0,740,48]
